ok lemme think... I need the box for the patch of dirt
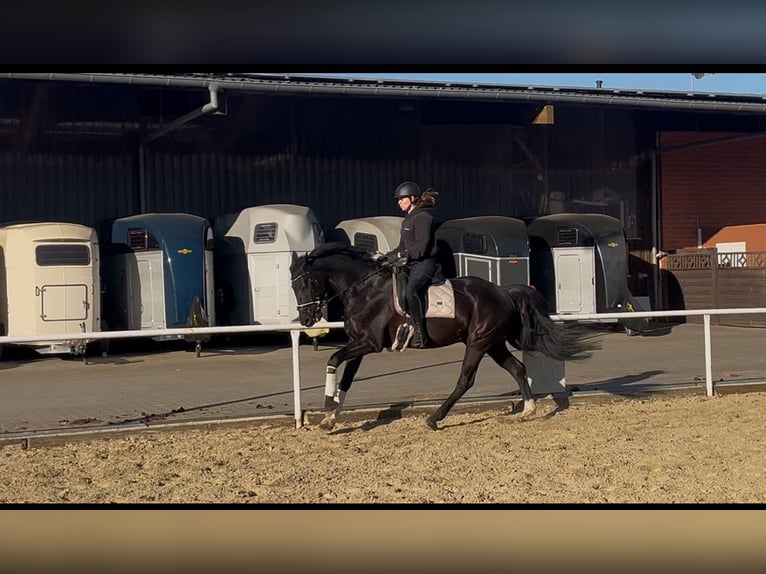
[1,392,765,503]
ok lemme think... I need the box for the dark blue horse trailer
[526,213,648,334]
[102,213,215,355]
[435,216,530,286]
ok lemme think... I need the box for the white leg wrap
[324,367,337,399]
[522,399,536,416]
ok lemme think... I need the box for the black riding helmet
[393,181,421,200]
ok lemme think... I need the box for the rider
[388,181,441,349]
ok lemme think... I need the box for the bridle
[291,272,324,320]
[291,257,395,321]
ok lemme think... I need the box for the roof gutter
[5,72,766,115]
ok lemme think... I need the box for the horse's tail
[505,285,601,361]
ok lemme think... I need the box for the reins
[295,251,471,312]
[293,257,395,309]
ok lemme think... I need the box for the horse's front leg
[319,338,375,430]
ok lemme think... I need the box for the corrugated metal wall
[143,151,536,227]
[142,101,649,235]
[0,152,135,227]
[0,79,653,247]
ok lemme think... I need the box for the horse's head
[290,251,325,327]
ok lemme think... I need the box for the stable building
[1,72,766,319]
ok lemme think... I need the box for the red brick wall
[660,131,766,251]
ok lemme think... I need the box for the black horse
[290,243,600,430]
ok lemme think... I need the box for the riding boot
[407,296,429,349]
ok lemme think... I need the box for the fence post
[710,251,719,323]
[703,313,713,396]
[290,329,303,428]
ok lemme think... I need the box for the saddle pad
[425,281,455,319]
[392,275,455,319]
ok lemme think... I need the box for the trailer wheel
[99,320,111,358]
[195,342,202,358]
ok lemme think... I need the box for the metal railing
[3,307,766,428]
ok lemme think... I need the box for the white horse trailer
[214,204,323,326]
[333,216,403,254]
[0,222,100,357]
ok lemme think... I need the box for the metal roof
[6,72,766,114]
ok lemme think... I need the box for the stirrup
[391,322,413,352]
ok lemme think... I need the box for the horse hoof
[319,417,336,430]
[426,418,439,431]
[514,408,536,421]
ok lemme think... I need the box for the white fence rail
[3,307,766,428]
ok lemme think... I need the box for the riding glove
[384,250,408,266]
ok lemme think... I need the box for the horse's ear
[291,251,299,264]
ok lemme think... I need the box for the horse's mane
[305,241,380,266]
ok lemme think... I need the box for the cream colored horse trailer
[0,222,100,357]
[214,204,323,326]
[333,216,404,254]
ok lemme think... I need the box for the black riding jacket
[395,205,437,262]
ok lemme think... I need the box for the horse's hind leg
[426,343,486,431]
[319,356,363,430]
[487,343,536,420]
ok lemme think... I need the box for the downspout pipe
[144,83,221,145]
[138,84,221,212]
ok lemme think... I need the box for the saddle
[391,269,455,319]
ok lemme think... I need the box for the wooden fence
[661,249,766,327]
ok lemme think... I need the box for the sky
[306,74,766,96]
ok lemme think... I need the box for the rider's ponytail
[418,188,439,207]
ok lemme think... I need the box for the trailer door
[204,249,216,326]
[35,243,92,335]
[554,247,595,314]
[40,284,88,322]
[133,252,165,329]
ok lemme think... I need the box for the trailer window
[128,228,160,251]
[556,227,579,246]
[462,233,487,255]
[36,245,91,266]
[254,222,278,244]
[354,232,378,253]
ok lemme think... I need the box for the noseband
[292,271,325,320]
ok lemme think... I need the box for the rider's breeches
[405,259,436,318]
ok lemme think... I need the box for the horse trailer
[0,222,101,358]
[435,215,530,286]
[101,213,215,355]
[214,204,324,326]
[434,215,565,396]
[526,213,648,334]
[331,216,403,254]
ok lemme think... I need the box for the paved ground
[2,322,766,435]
